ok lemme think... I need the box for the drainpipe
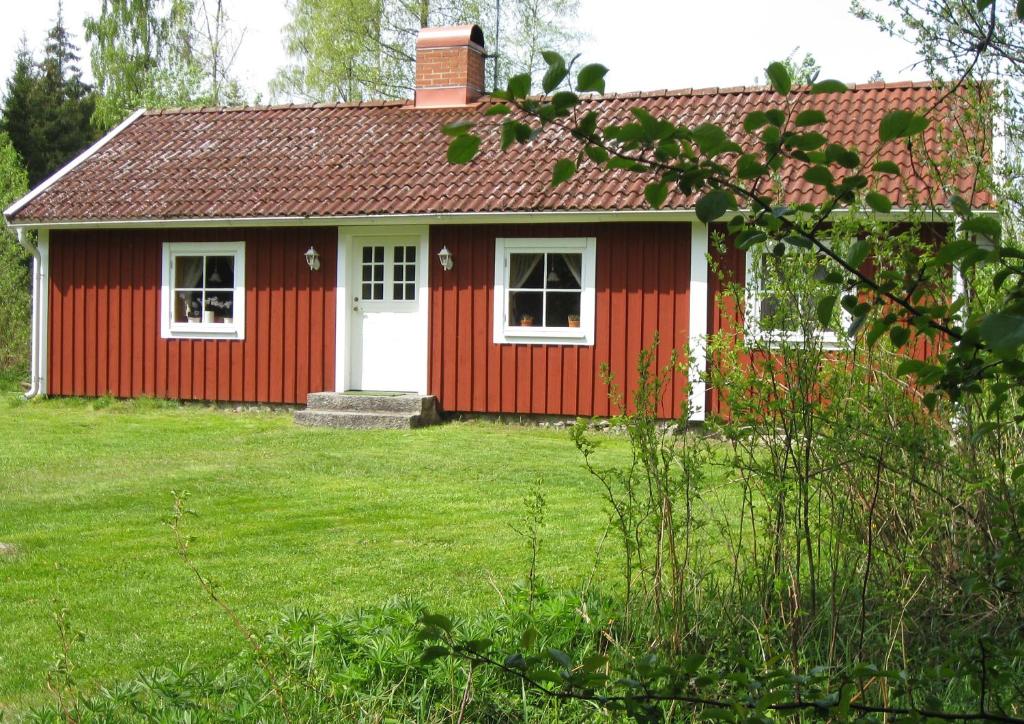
[17,228,41,398]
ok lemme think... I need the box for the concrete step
[294,409,437,430]
[306,392,439,417]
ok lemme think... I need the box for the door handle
[353,296,360,312]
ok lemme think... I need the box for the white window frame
[744,247,849,350]
[161,241,246,340]
[493,237,597,346]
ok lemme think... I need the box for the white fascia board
[3,108,147,220]
[4,205,976,232]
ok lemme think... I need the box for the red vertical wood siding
[428,222,693,417]
[47,227,336,403]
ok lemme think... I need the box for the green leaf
[879,110,929,142]
[737,153,768,180]
[889,325,910,348]
[547,648,572,668]
[584,145,609,164]
[541,51,568,93]
[949,194,972,217]
[743,111,770,132]
[784,233,813,249]
[447,134,481,164]
[803,165,833,186]
[420,645,449,664]
[695,189,737,223]
[507,73,531,99]
[933,239,979,266]
[645,181,669,208]
[520,626,540,650]
[961,215,1001,243]
[872,160,901,175]
[979,313,1024,353]
[442,119,474,136]
[826,144,860,169]
[576,64,609,94]
[865,191,893,213]
[847,239,870,269]
[810,79,848,94]
[795,109,827,127]
[788,132,827,151]
[419,614,453,632]
[765,61,792,95]
[691,123,729,155]
[484,104,511,116]
[551,159,577,187]
[817,295,837,327]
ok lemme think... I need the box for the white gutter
[17,228,41,398]
[3,108,147,220]
[2,206,980,232]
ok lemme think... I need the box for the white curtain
[561,253,582,287]
[509,253,542,288]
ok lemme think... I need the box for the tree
[85,0,245,128]
[0,132,30,371]
[272,0,581,103]
[1,8,98,187]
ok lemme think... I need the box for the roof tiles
[6,82,992,223]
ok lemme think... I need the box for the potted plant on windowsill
[183,295,202,323]
[567,314,580,328]
[519,313,535,327]
[207,297,234,324]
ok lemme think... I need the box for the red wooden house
[2,25,988,424]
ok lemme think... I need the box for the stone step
[306,392,439,416]
[294,409,437,430]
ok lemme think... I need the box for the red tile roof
[5,81,992,224]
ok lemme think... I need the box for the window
[745,247,848,348]
[493,237,596,345]
[393,245,417,301]
[161,241,245,340]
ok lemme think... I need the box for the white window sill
[498,327,593,346]
[164,322,244,340]
[747,330,847,351]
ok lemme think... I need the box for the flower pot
[519,315,535,327]
[187,316,201,324]
[567,317,580,328]
[204,310,216,323]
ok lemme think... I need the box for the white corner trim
[688,222,709,422]
[3,108,147,220]
[492,236,597,346]
[37,230,50,397]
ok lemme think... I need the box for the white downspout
[17,227,41,398]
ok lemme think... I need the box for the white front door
[349,234,428,392]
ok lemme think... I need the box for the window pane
[374,246,384,263]
[405,283,415,300]
[509,291,543,326]
[545,291,582,327]
[547,253,582,290]
[405,246,416,263]
[373,264,383,281]
[371,282,383,300]
[406,265,415,282]
[362,282,372,299]
[362,247,372,264]
[174,290,203,322]
[174,256,203,288]
[394,283,404,300]
[206,291,234,320]
[395,266,404,282]
[205,256,234,288]
[509,253,544,289]
[395,246,404,263]
[362,266,372,282]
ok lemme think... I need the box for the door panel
[350,239,424,391]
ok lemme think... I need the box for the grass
[0,382,634,712]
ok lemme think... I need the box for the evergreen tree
[0,131,30,371]
[1,7,98,187]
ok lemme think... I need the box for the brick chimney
[415,25,486,108]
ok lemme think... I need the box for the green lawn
[0,387,632,711]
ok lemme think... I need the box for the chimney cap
[416,24,485,51]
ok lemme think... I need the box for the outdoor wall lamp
[304,245,321,271]
[437,245,454,271]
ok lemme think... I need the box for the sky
[0,0,927,101]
